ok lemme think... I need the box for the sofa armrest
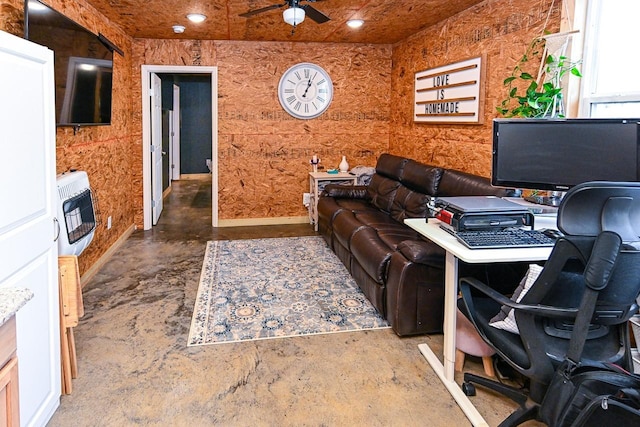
[397,240,445,268]
[321,184,370,200]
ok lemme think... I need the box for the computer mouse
[541,228,563,239]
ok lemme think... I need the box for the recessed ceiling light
[187,13,206,23]
[347,19,364,29]
[172,25,185,34]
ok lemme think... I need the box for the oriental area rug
[187,236,389,346]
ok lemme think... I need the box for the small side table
[308,171,357,231]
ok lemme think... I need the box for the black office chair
[458,181,640,426]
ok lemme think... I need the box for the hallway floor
[48,176,534,426]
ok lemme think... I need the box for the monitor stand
[524,191,565,207]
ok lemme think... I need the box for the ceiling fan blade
[302,5,330,23]
[239,3,287,18]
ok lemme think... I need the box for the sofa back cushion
[401,160,443,196]
[389,186,431,221]
[437,169,510,197]
[374,153,408,180]
[368,174,401,213]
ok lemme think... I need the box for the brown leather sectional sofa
[317,153,517,336]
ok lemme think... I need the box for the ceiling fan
[240,0,331,27]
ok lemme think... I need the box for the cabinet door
[0,30,60,427]
[0,357,20,427]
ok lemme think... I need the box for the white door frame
[150,73,163,225]
[171,84,181,181]
[141,65,218,229]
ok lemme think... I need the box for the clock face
[278,62,333,119]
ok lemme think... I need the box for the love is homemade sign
[414,56,485,124]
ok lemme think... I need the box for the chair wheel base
[462,381,476,396]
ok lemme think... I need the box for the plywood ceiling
[84,0,486,44]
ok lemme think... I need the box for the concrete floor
[48,176,539,426]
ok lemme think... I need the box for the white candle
[312,155,317,162]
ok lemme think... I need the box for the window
[580,0,640,117]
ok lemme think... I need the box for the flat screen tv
[24,0,114,126]
[492,118,640,203]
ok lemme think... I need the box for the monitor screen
[492,118,640,192]
[24,0,113,126]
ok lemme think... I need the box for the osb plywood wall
[132,39,391,221]
[0,0,136,275]
[389,0,560,177]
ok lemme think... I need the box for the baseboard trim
[80,224,136,287]
[218,216,310,227]
[179,173,211,180]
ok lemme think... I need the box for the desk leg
[417,252,489,427]
[443,251,458,381]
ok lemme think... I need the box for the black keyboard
[450,227,557,249]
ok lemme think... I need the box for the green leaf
[509,87,518,97]
[571,67,582,77]
[542,82,555,91]
[520,72,533,80]
[528,99,541,109]
[546,55,556,64]
[503,76,516,85]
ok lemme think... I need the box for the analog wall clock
[278,62,333,119]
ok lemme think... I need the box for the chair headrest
[557,181,640,242]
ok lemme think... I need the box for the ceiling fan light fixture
[186,13,206,23]
[283,7,305,26]
[347,19,364,29]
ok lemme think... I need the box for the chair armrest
[321,184,370,199]
[459,276,579,320]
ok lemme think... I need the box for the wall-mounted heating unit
[56,171,96,256]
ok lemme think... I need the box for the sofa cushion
[375,153,408,180]
[438,169,508,197]
[350,227,393,284]
[368,174,402,213]
[397,240,445,268]
[332,211,366,250]
[389,186,431,222]
[401,160,444,195]
[319,197,374,216]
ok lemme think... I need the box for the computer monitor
[492,118,640,205]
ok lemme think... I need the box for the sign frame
[414,55,485,124]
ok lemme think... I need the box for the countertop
[0,287,34,326]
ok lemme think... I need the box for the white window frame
[579,0,640,117]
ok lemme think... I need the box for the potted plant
[497,36,582,118]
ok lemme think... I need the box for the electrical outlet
[107,216,112,229]
[303,193,311,206]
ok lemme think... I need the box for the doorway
[141,65,218,230]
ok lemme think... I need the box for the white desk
[404,217,556,427]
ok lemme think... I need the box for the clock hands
[302,78,313,98]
